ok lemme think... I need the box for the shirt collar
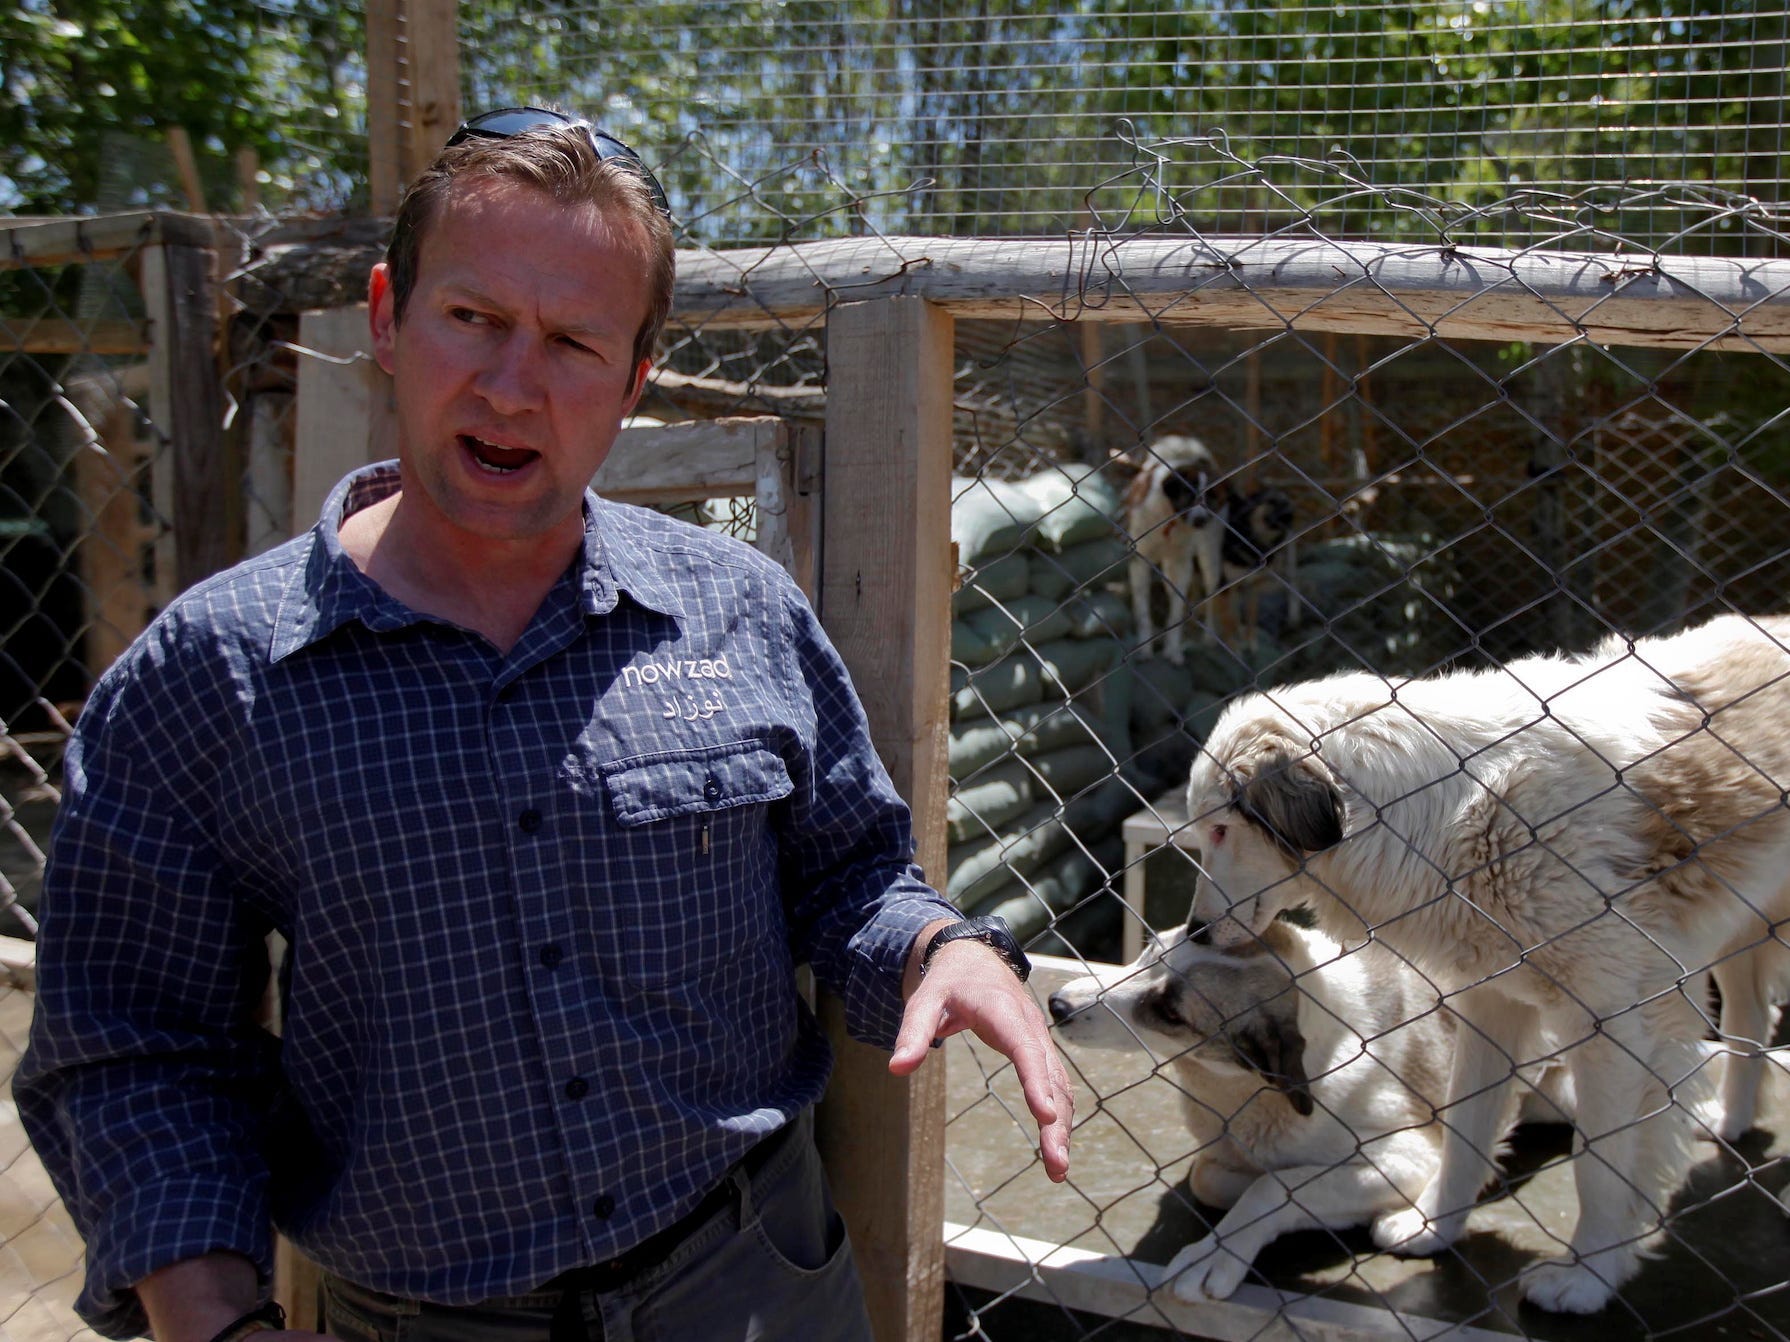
[270,461,685,663]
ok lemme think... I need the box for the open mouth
[461,434,540,474]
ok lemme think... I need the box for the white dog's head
[1184,703,1348,948]
[1048,920,1316,1116]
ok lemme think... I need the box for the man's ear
[624,357,652,417]
[368,262,398,375]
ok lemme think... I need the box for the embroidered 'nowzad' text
[621,656,733,689]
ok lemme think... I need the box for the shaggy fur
[1050,922,1563,1303]
[1126,435,1224,665]
[1184,611,1790,1312]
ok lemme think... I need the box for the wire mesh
[6,114,1790,1342]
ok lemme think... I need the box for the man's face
[369,178,652,548]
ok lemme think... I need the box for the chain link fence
[5,127,1790,1341]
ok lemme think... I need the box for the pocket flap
[601,741,794,827]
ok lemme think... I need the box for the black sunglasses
[445,106,672,218]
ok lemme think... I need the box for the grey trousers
[320,1115,873,1342]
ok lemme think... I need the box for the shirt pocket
[595,739,796,984]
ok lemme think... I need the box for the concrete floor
[945,963,1790,1341]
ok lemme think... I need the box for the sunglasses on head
[445,106,672,218]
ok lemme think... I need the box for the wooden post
[753,421,821,599]
[74,398,155,674]
[366,0,403,213]
[816,297,954,1342]
[292,307,395,532]
[143,242,238,592]
[405,0,460,182]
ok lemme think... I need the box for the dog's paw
[1163,1238,1248,1303]
[1369,1205,1458,1257]
[1521,1257,1618,1314]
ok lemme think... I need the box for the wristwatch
[919,914,1032,983]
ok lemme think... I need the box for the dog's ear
[1229,1006,1315,1117]
[1234,747,1344,855]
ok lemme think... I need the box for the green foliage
[0,0,362,214]
[3,0,1784,237]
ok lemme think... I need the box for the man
[19,109,1071,1342]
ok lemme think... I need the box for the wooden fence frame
[8,208,1790,1341]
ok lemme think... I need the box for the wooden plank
[144,242,238,591]
[0,212,217,270]
[815,297,955,1342]
[405,0,461,180]
[13,318,149,356]
[753,421,820,600]
[592,416,776,503]
[673,234,1790,352]
[73,394,155,675]
[943,1224,1521,1342]
[166,127,208,214]
[366,0,402,212]
[292,307,393,533]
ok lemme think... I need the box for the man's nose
[475,333,546,414]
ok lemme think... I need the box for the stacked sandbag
[946,465,1140,943]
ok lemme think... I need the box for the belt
[544,1121,799,1341]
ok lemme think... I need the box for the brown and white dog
[1182,612,1790,1312]
[1125,435,1224,665]
[1050,921,1564,1303]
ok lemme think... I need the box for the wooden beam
[10,317,149,355]
[166,127,208,214]
[366,0,402,212]
[405,0,460,180]
[752,421,820,599]
[944,1224,1517,1342]
[291,306,394,532]
[673,234,1790,352]
[593,416,779,503]
[815,297,955,1342]
[1,212,217,270]
[73,395,155,676]
[144,242,238,591]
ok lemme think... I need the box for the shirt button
[538,944,564,969]
[518,809,543,833]
[702,775,722,800]
[565,1076,589,1100]
[593,1194,616,1219]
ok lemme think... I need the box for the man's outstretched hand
[889,926,1073,1182]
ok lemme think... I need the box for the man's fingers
[889,992,950,1075]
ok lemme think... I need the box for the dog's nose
[1047,992,1073,1024]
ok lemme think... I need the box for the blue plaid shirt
[19,462,954,1336]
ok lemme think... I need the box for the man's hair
[383,123,675,371]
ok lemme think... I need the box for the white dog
[1050,921,1564,1303]
[1126,435,1225,665]
[1183,611,1790,1312]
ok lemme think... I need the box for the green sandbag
[1020,463,1129,553]
[968,838,1125,942]
[1033,637,1122,697]
[1058,589,1132,641]
[953,552,1032,614]
[951,657,1047,721]
[1029,537,1127,600]
[1027,744,1116,801]
[956,594,1073,666]
[947,761,1034,845]
[952,475,1046,566]
[949,700,1110,775]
